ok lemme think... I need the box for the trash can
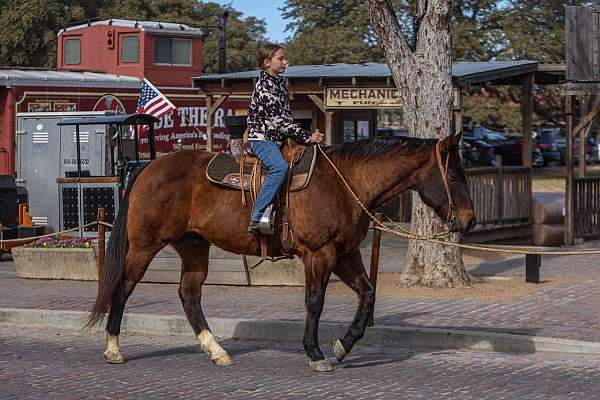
[225,116,247,139]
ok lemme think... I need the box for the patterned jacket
[247,71,311,145]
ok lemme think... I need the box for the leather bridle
[435,139,458,226]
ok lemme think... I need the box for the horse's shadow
[121,308,542,368]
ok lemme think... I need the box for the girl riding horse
[246,43,324,233]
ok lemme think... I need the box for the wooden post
[521,73,534,168]
[495,155,504,224]
[325,111,334,145]
[579,99,588,178]
[367,212,383,327]
[307,94,335,145]
[206,95,213,152]
[565,96,574,245]
[97,207,105,282]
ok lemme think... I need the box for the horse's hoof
[333,339,347,362]
[212,353,234,367]
[103,350,125,364]
[309,359,334,372]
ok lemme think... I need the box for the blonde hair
[256,43,283,70]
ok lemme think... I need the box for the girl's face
[265,48,288,76]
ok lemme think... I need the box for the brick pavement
[2,247,600,342]
[2,326,600,399]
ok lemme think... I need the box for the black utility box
[224,116,248,139]
[0,176,18,227]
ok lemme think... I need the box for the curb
[2,307,600,355]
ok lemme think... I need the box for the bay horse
[88,132,476,372]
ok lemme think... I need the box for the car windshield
[537,131,561,142]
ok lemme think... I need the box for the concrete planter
[12,246,98,281]
[245,256,305,286]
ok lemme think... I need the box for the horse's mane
[330,135,438,161]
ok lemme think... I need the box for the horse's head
[415,133,476,233]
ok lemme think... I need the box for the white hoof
[333,339,347,362]
[103,349,125,364]
[309,358,334,372]
[212,353,235,367]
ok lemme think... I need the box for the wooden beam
[208,95,229,115]
[521,73,534,168]
[573,101,600,136]
[308,94,327,113]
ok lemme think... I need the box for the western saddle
[206,133,318,258]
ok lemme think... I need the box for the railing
[466,166,531,227]
[380,166,532,228]
[573,176,600,239]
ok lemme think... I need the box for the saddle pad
[206,145,317,192]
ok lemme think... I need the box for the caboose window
[154,37,191,66]
[64,39,81,65]
[121,36,139,63]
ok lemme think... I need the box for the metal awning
[0,69,141,88]
[57,113,158,126]
[193,61,564,87]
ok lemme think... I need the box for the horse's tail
[86,164,148,328]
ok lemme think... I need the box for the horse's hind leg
[173,236,233,367]
[331,249,374,362]
[104,246,161,364]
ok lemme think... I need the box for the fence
[573,176,600,239]
[380,166,532,229]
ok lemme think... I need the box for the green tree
[281,0,389,64]
[0,0,102,67]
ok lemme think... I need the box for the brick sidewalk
[2,246,600,342]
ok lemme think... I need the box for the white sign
[325,88,402,108]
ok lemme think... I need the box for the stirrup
[258,204,275,234]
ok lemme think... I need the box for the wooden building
[564,6,600,243]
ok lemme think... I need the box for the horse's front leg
[331,249,374,362]
[301,245,336,372]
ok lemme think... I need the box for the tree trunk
[364,0,471,288]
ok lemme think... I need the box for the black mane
[331,135,438,161]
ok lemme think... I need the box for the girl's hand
[311,129,324,143]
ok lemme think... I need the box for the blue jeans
[250,140,288,222]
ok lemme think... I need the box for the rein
[316,143,453,241]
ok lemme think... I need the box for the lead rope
[316,144,600,256]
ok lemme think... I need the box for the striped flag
[132,78,176,135]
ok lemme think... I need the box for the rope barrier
[0,222,100,245]
[317,145,600,256]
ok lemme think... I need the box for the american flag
[132,78,176,135]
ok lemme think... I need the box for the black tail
[86,165,149,328]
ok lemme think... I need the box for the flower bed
[26,236,92,249]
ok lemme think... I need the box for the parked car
[376,127,409,137]
[534,128,565,166]
[574,136,600,164]
[532,147,545,167]
[465,126,522,165]
[462,137,496,168]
